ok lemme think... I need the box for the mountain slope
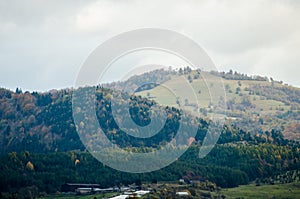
[0,69,299,196]
[136,69,300,140]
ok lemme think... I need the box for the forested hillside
[1,141,299,196]
[1,81,298,153]
[0,69,299,197]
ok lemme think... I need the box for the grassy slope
[138,71,291,115]
[137,71,300,139]
[221,182,300,199]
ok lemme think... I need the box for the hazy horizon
[1,67,299,93]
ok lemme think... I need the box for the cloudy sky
[0,0,299,91]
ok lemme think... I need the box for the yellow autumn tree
[26,161,34,171]
[75,159,80,166]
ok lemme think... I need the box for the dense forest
[1,141,299,196]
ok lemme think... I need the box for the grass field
[221,182,300,199]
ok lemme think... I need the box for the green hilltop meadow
[137,68,300,141]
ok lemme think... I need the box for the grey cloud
[0,0,299,91]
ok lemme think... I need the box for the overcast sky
[0,0,299,91]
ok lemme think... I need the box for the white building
[109,195,129,199]
[176,191,189,196]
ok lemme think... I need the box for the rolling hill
[136,68,300,140]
